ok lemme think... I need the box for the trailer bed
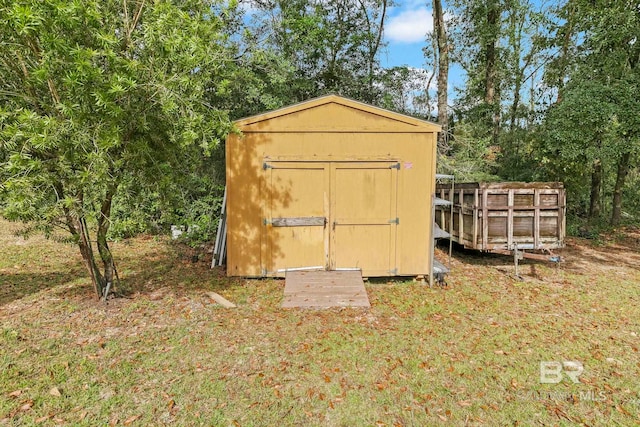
[435,182,566,252]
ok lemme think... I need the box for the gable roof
[234,94,441,133]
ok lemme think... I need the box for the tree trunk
[485,2,500,144]
[509,79,521,132]
[507,8,522,133]
[64,188,117,299]
[359,0,387,103]
[589,158,602,220]
[555,2,576,104]
[77,217,106,298]
[611,152,631,226]
[96,183,117,295]
[433,0,449,153]
[57,184,106,298]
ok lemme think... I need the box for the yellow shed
[226,95,441,278]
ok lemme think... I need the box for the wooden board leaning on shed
[435,182,566,252]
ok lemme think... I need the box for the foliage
[378,66,435,118]
[249,0,388,103]
[0,0,235,297]
[534,0,640,226]
[109,140,226,247]
[437,122,501,182]
[442,0,640,229]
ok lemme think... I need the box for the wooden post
[458,188,464,244]
[472,188,478,249]
[429,193,435,288]
[482,189,489,251]
[448,177,454,265]
[507,189,514,250]
[534,189,540,249]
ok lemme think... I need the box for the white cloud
[385,7,433,43]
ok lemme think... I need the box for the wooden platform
[282,270,370,308]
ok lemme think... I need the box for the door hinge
[389,162,401,169]
[263,162,272,170]
[263,218,272,225]
[388,268,398,275]
[388,218,399,224]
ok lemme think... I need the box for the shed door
[265,163,329,274]
[331,162,399,275]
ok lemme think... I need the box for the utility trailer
[435,182,565,268]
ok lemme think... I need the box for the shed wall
[227,131,437,277]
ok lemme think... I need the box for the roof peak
[234,94,441,131]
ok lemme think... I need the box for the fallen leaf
[49,387,62,397]
[124,415,140,425]
[458,400,472,407]
[20,400,33,411]
[616,405,631,416]
[8,390,21,398]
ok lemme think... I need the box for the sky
[381,0,433,69]
[382,0,465,94]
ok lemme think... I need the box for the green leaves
[5,3,43,36]
[0,0,236,295]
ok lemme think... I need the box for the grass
[1,218,640,426]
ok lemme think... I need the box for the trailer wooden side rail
[435,182,566,255]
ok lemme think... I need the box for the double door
[264,161,399,276]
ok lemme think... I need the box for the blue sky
[381,0,433,69]
[382,0,465,95]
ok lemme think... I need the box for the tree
[538,78,615,221]
[450,0,504,144]
[432,0,450,152]
[0,0,234,298]
[378,66,435,117]
[249,0,388,103]
[493,0,552,180]
[537,0,640,226]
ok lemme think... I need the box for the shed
[226,95,441,278]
